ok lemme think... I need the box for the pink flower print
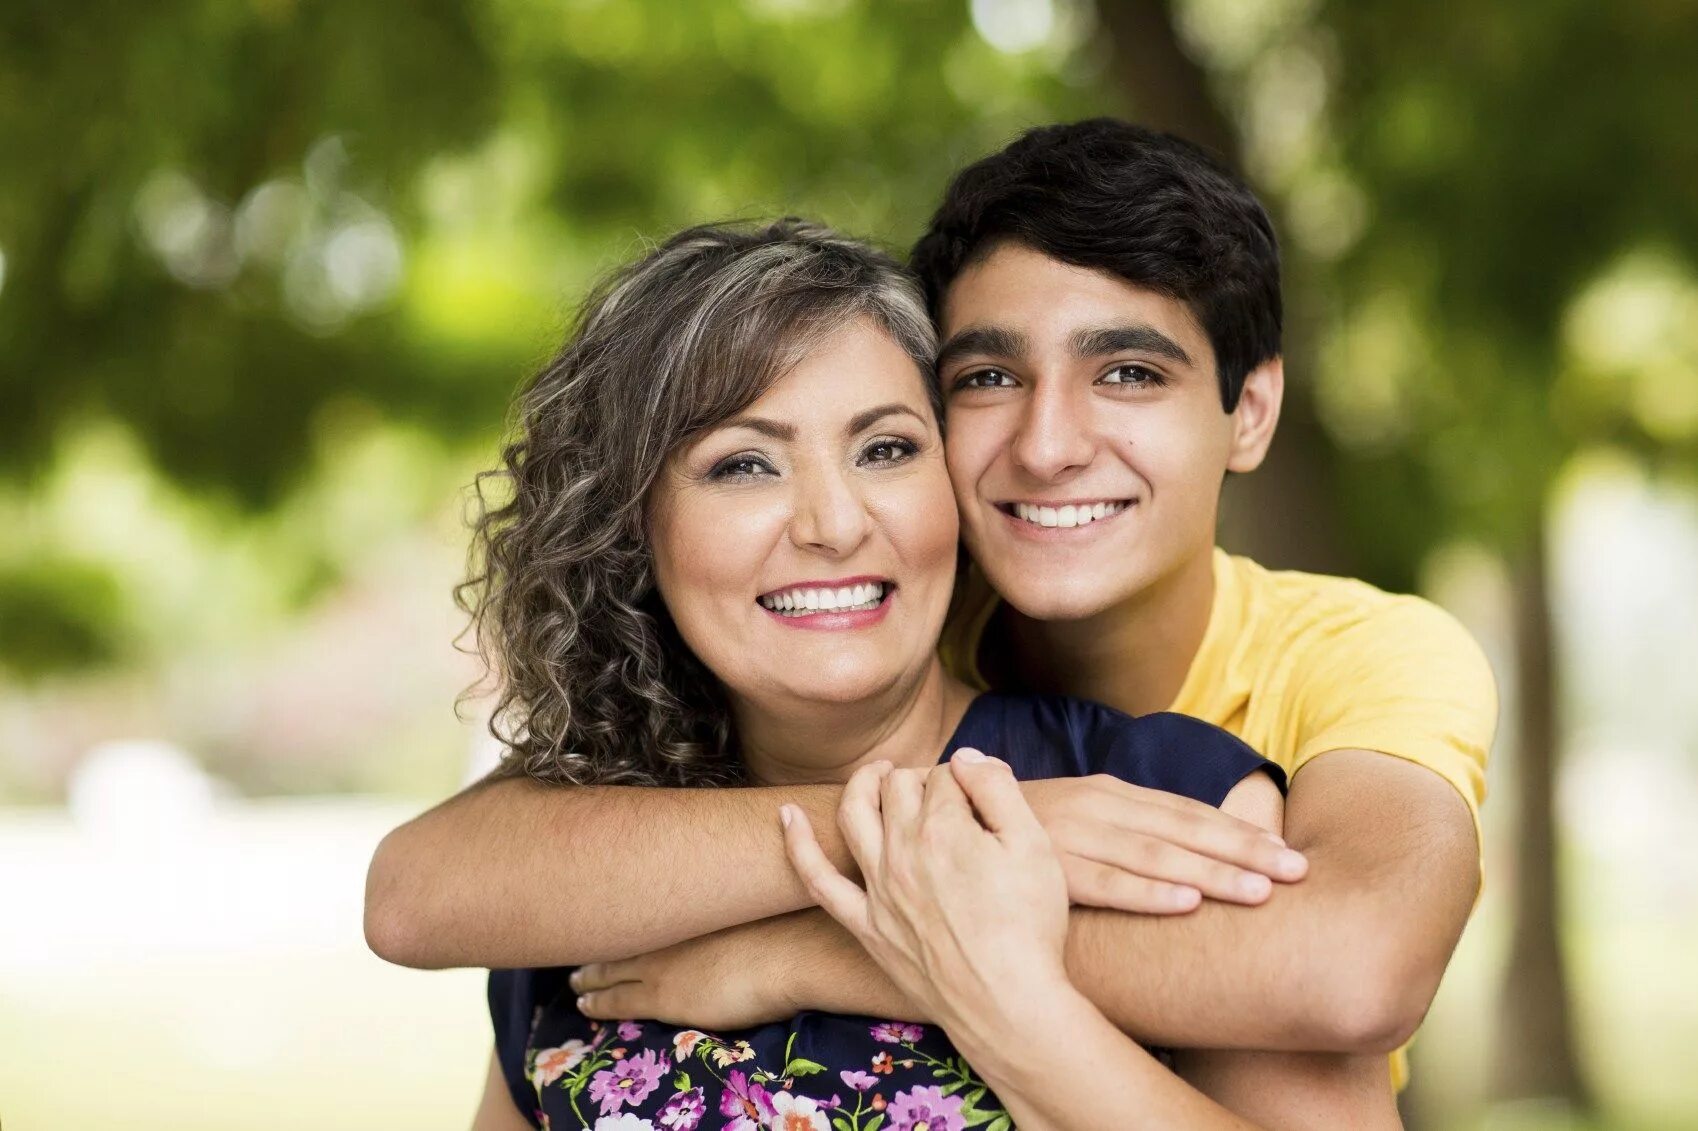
[531,1039,590,1087]
[840,1070,877,1092]
[658,1086,706,1130]
[869,1022,925,1044]
[672,1030,707,1059]
[589,1049,669,1115]
[886,1085,967,1131]
[768,1090,832,1131]
[718,1068,776,1130]
[618,1020,644,1041]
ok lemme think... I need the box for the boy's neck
[1001,546,1218,718]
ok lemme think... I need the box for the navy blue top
[489,693,1281,1129]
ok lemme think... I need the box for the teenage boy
[367,120,1494,1098]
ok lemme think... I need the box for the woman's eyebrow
[846,403,929,435]
[1070,324,1193,365]
[716,416,795,441]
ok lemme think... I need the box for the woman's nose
[1011,385,1096,481]
[788,467,872,556]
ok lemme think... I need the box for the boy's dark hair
[910,118,1281,411]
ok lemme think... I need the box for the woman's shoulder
[955,692,1283,806]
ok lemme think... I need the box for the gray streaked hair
[459,218,938,786]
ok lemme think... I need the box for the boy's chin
[994,573,1134,624]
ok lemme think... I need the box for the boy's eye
[952,368,1016,391]
[1099,364,1166,387]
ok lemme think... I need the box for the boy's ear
[1226,357,1283,473]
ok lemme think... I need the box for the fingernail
[576,995,590,1012]
[1173,885,1201,909]
[1237,873,1272,900]
[568,970,582,991]
[1277,849,1307,876]
[779,805,793,829]
[954,748,987,762]
[1263,832,1287,847]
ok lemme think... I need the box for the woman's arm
[780,750,1397,1130]
[470,1049,533,1131]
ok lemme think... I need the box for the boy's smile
[938,242,1281,624]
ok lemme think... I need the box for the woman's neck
[735,660,977,786]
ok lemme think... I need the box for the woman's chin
[761,662,914,710]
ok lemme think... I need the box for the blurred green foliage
[2,0,1696,673]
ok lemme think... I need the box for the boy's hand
[570,910,863,1030]
[1018,772,1307,913]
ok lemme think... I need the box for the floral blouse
[489,694,1282,1131]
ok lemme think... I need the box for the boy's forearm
[1063,751,1479,1052]
[801,752,1477,1053]
[363,774,854,969]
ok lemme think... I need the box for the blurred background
[2,0,1695,1128]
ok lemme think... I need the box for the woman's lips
[756,580,895,630]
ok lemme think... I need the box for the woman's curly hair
[459,218,938,787]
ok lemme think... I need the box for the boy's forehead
[937,245,1210,359]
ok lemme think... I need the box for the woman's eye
[709,455,775,480]
[951,368,1016,391]
[1098,364,1166,387]
[860,438,919,466]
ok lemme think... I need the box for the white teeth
[1011,501,1128,529]
[758,582,888,616]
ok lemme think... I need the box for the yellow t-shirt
[939,547,1499,1090]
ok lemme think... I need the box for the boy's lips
[993,498,1136,532]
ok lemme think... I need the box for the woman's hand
[779,748,1072,1034]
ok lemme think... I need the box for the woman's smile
[756,576,897,629]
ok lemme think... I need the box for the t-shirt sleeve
[1095,710,1286,807]
[1289,595,1498,840]
[489,967,564,1129]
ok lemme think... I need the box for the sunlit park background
[2,0,1696,1127]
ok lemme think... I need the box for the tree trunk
[1095,0,1355,578]
[1491,517,1592,1110]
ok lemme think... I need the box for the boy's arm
[365,766,1299,970]
[1064,748,1478,1052]
[576,750,1475,1054]
[364,775,851,969]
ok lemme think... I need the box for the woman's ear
[1226,357,1284,474]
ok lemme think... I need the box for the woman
[462,219,1396,1129]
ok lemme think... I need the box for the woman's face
[648,316,957,716]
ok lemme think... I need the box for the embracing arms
[368,751,1473,1054]
[564,747,1476,1055]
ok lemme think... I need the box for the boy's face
[938,242,1277,622]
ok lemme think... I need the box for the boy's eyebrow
[936,325,1029,370]
[1070,325,1193,366]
